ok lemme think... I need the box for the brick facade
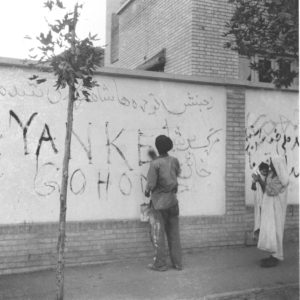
[1,211,297,275]
[191,0,239,79]
[106,0,239,79]
[111,0,193,75]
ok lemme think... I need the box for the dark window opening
[258,59,272,83]
[278,60,291,74]
[147,64,165,72]
[136,49,166,72]
[110,13,119,64]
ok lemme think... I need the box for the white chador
[258,156,289,260]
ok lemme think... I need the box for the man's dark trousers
[150,203,182,268]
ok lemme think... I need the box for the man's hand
[252,173,259,181]
[147,148,157,160]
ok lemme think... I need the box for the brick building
[105,0,298,84]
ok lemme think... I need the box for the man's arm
[173,158,181,193]
[145,162,158,197]
[175,158,181,177]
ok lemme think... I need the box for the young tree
[224,0,298,88]
[26,1,103,299]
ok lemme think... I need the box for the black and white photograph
[0,0,298,299]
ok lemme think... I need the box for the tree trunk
[56,84,75,300]
[55,5,78,300]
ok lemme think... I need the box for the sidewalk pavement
[0,243,298,300]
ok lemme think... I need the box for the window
[136,49,166,72]
[110,13,119,64]
[146,64,165,72]
[258,59,272,83]
[238,55,296,85]
[278,60,291,75]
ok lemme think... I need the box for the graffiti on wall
[245,112,299,178]
[244,87,299,207]
[1,108,222,199]
[0,69,226,221]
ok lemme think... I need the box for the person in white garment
[251,162,269,240]
[258,155,289,268]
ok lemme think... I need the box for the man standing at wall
[145,135,182,271]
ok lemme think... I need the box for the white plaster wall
[0,67,226,223]
[245,89,299,205]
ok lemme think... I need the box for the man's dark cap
[155,135,173,154]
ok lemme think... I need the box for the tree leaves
[29,54,38,59]
[224,0,298,87]
[49,41,103,93]
[56,0,65,9]
[50,13,75,34]
[29,75,47,84]
[28,1,104,102]
[37,31,53,46]
[44,0,65,11]
[29,75,39,80]
[44,0,54,10]
[37,78,47,84]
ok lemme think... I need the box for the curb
[203,283,299,300]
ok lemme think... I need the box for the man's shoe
[172,264,183,271]
[147,263,168,271]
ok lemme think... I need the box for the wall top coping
[0,56,298,93]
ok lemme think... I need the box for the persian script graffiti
[245,112,299,177]
[0,80,223,200]
[138,121,223,194]
[71,80,215,115]
[0,80,214,115]
[0,83,67,104]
